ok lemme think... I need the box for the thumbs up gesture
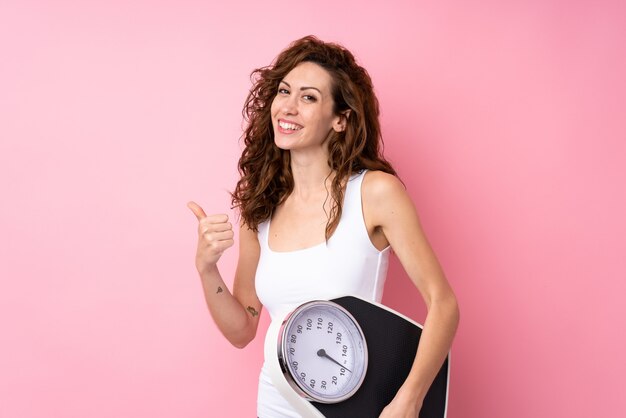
[187,201,235,273]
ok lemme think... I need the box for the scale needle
[317,349,352,373]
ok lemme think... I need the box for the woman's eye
[302,95,317,102]
[278,88,290,95]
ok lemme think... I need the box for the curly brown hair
[231,35,397,239]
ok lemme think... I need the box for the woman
[188,36,459,418]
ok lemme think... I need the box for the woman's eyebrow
[280,80,321,94]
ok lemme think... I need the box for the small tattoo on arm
[246,306,259,317]
[216,286,223,294]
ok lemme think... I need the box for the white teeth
[279,121,302,131]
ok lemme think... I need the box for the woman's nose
[281,95,298,115]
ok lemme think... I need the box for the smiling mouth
[278,120,303,131]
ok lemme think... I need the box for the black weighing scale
[264,295,449,417]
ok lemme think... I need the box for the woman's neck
[289,151,334,200]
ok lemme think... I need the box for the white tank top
[255,170,390,417]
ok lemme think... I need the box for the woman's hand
[378,385,423,418]
[187,201,234,274]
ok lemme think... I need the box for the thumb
[187,201,207,221]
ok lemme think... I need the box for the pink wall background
[1,1,624,417]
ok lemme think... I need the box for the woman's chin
[273,136,298,150]
[273,140,292,151]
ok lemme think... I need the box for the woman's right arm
[188,201,262,349]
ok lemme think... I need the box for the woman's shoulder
[361,170,406,201]
[361,170,413,230]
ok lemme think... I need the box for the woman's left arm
[363,172,460,418]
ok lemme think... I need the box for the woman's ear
[333,109,351,132]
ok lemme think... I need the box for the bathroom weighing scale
[264,295,449,418]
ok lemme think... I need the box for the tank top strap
[332,169,369,243]
[257,218,270,251]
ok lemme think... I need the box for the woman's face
[271,62,346,154]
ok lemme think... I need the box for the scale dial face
[278,300,368,403]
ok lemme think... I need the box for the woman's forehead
[282,62,333,93]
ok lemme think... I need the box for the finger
[201,229,234,242]
[205,214,229,224]
[199,220,232,233]
[187,201,207,221]
[198,216,230,231]
[208,239,235,254]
